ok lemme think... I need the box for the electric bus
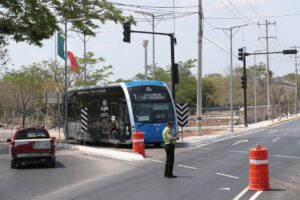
[67,80,177,146]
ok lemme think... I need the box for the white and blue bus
[67,80,177,146]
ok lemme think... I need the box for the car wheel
[10,159,17,169]
[50,157,56,168]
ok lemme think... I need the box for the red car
[7,126,56,169]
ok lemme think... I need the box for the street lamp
[216,24,248,132]
[69,28,88,83]
[253,50,265,123]
[60,18,86,143]
[134,11,156,79]
[143,40,149,80]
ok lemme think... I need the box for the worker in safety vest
[162,121,178,178]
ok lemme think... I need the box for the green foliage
[175,59,197,105]
[3,64,46,126]
[73,52,113,86]
[0,0,126,46]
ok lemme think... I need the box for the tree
[4,65,45,127]
[175,59,197,105]
[0,0,128,64]
[0,0,125,45]
[71,52,113,86]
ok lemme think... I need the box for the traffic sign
[176,103,189,127]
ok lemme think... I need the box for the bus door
[117,99,131,142]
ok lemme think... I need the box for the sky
[6,0,300,81]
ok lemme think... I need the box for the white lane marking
[196,147,210,150]
[232,186,248,200]
[249,191,263,200]
[219,187,231,191]
[151,159,164,163]
[228,150,248,154]
[216,172,239,179]
[272,137,281,142]
[192,129,265,149]
[177,164,198,170]
[273,155,300,159]
[268,129,277,134]
[232,140,248,145]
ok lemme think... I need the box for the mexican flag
[57,33,65,60]
[67,51,79,73]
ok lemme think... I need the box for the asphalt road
[0,119,300,200]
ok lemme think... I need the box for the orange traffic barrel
[132,131,145,157]
[249,144,270,191]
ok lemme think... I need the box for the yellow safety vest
[162,127,176,145]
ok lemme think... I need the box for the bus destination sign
[134,93,167,101]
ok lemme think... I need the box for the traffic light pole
[130,30,177,101]
[242,52,248,127]
[239,48,297,127]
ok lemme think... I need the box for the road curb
[57,143,144,161]
[266,116,299,128]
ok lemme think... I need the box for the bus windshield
[128,85,175,123]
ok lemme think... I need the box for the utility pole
[143,40,149,80]
[253,50,265,123]
[290,46,300,116]
[258,20,276,120]
[216,24,248,132]
[295,56,299,116]
[197,0,203,135]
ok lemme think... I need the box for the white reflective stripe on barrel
[250,159,268,165]
[133,139,144,143]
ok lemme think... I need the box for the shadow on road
[17,161,66,170]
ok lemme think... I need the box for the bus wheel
[153,143,161,148]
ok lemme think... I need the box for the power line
[204,18,228,45]
[225,0,254,23]
[245,0,263,18]
[205,13,300,20]
[219,0,248,23]
[108,1,198,9]
[203,35,231,55]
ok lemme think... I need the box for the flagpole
[55,31,57,63]
[64,21,68,144]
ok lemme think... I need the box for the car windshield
[15,129,49,140]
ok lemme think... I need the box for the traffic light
[241,74,247,89]
[238,48,244,61]
[123,21,131,43]
[173,63,179,84]
[283,49,298,55]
